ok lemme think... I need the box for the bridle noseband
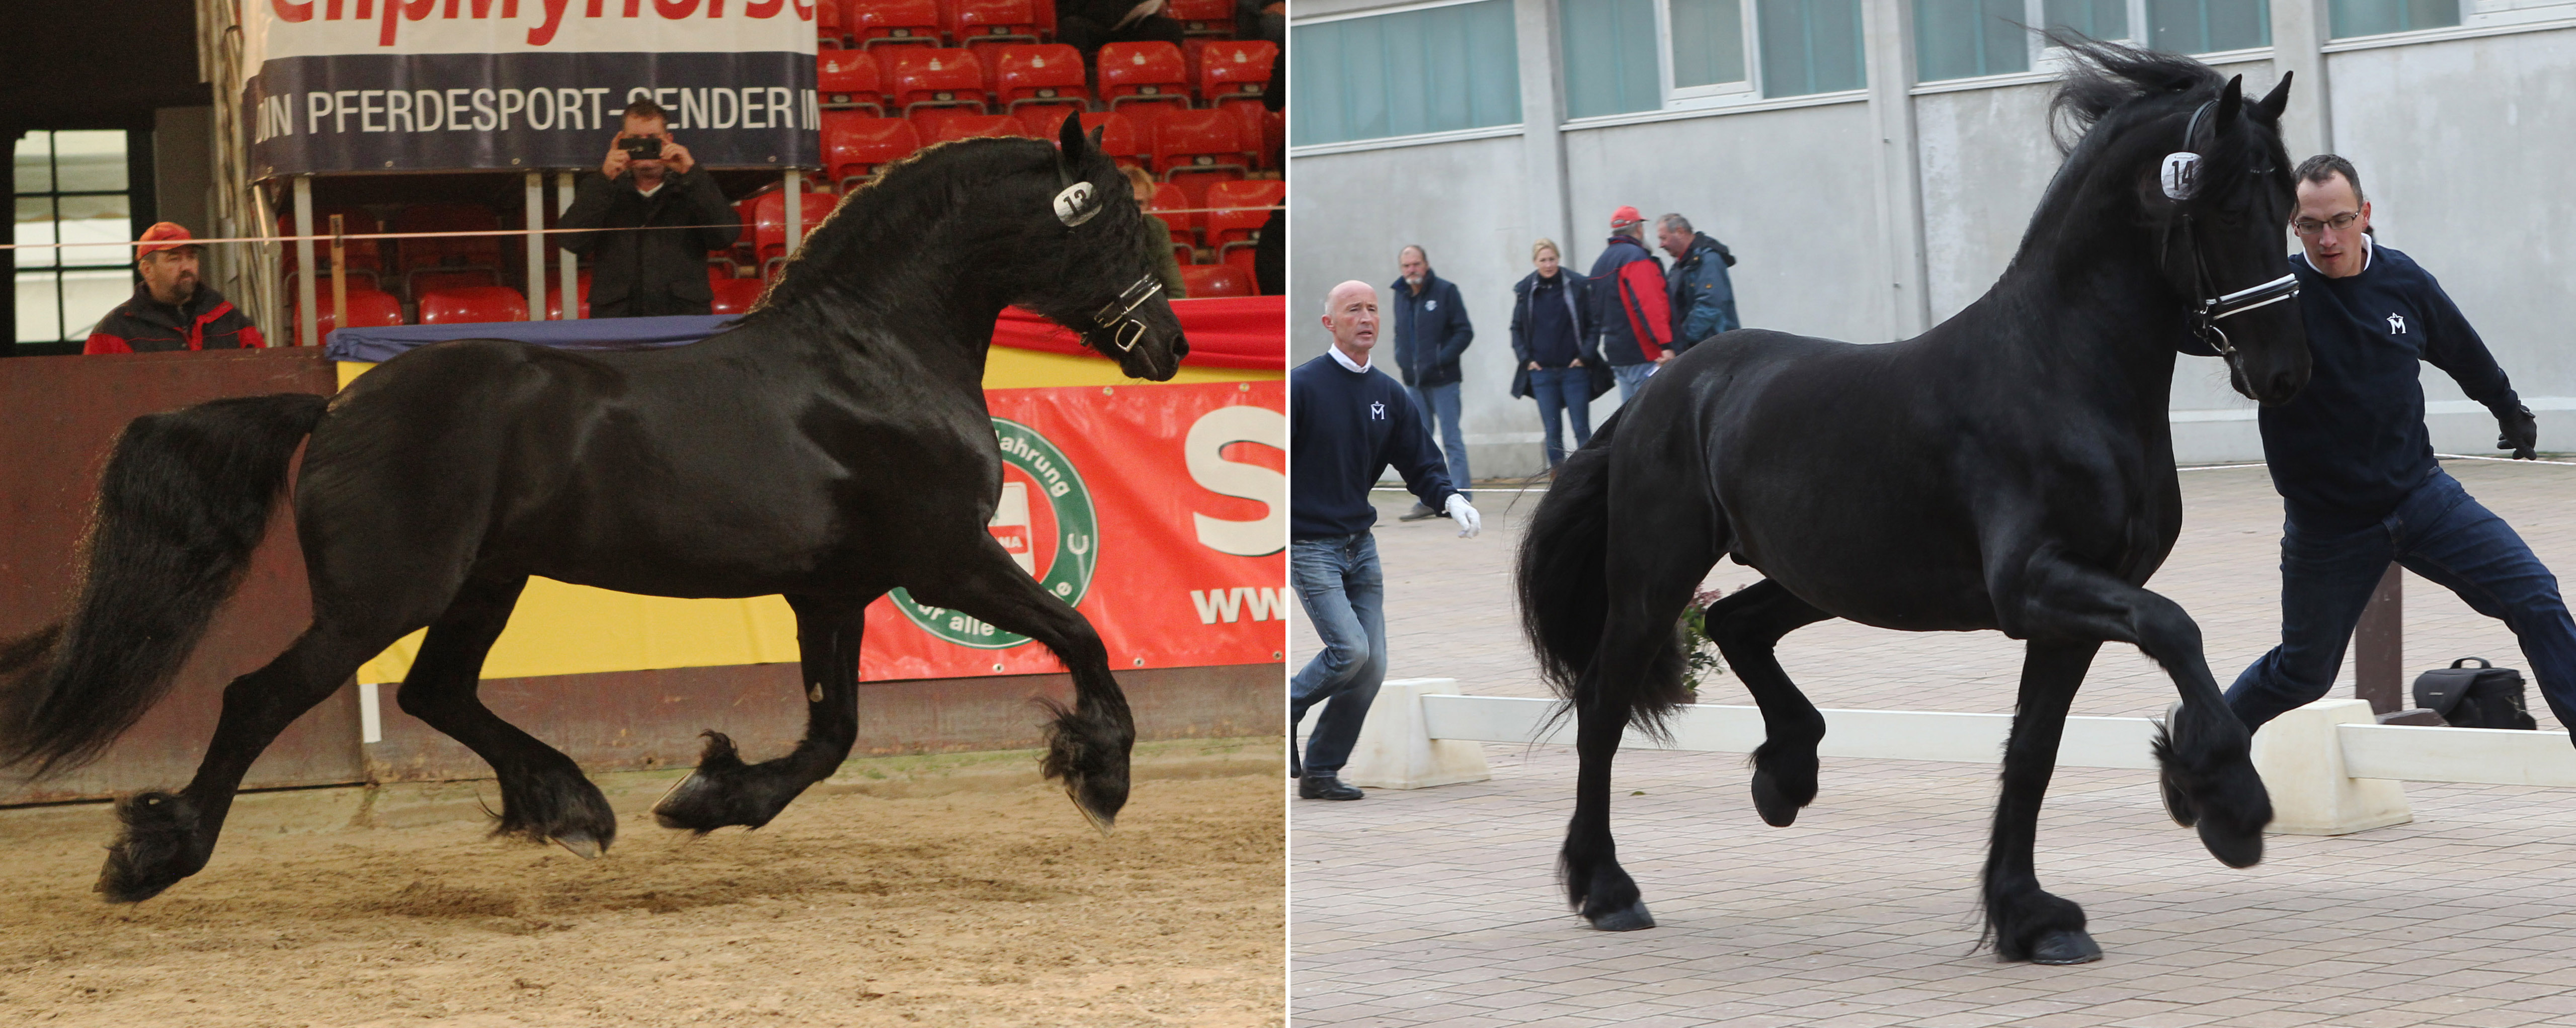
[1091,273,1160,353]
[2164,100,2299,359]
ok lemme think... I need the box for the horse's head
[1021,114,1190,381]
[2148,72,2308,405]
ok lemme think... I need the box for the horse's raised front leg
[1702,580,1833,826]
[99,624,388,902]
[904,548,1134,828]
[1984,639,2104,964]
[2006,554,2272,869]
[655,592,876,833]
[393,575,619,857]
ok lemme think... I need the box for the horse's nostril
[1172,337,1189,357]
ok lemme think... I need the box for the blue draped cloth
[324,315,740,363]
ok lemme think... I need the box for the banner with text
[242,0,820,178]
[859,381,1289,680]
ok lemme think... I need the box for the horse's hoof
[1586,901,1655,931]
[551,831,604,860]
[1750,772,1801,827]
[2159,773,2199,828]
[2023,929,2103,965]
[2198,818,2264,869]
[651,770,729,832]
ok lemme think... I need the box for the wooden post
[292,176,317,351]
[2354,563,2403,714]
[328,213,347,348]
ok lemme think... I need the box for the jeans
[1290,534,1387,779]
[2225,469,2576,738]
[1407,382,1470,498]
[1613,363,1654,402]
[1528,366,1592,468]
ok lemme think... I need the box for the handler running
[2219,155,2576,738]
[1289,280,1480,801]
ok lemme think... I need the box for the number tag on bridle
[1053,182,1100,227]
[2161,152,2202,201]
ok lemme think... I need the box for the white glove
[1445,493,1481,538]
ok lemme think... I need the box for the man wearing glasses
[2218,154,2576,741]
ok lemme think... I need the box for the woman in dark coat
[1509,238,1603,469]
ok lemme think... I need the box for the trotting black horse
[0,115,1184,903]
[1517,41,2308,964]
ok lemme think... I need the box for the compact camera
[618,135,664,162]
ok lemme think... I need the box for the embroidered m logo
[2387,313,2407,334]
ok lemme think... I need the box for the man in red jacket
[1584,206,1672,401]
[83,222,266,354]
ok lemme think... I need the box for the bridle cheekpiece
[2162,100,2299,359]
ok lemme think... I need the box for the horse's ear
[1088,124,1105,150]
[2215,74,2244,132]
[1058,111,1091,163]
[2252,70,2292,125]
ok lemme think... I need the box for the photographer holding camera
[558,99,743,318]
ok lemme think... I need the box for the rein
[2162,100,2299,359]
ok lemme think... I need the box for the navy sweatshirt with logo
[2258,242,2521,531]
[1291,352,1459,539]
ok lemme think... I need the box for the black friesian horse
[0,115,1184,903]
[1517,42,2307,964]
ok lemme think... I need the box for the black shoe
[1398,502,1440,521]
[1289,746,1303,779]
[1299,775,1364,800]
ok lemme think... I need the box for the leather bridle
[2164,100,2299,359]
[1091,273,1160,353]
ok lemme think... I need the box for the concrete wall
[1291,2,2576,473]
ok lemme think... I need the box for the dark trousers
[2224,468,2576,739]
[1057,13,1185,61]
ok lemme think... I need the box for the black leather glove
[2498,403,2538,460]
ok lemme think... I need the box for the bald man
[1289,280,1480,800]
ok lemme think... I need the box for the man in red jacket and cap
[1583,205,1672,401]
[84,222,266,354]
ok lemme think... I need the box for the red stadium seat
[1147,180,1194,261]
[824,113,922,191]
[277,207,384,276]
[404,266,501,300]
[887,48,988,116]
[817,0,847,47]
[1097,42,1190,112]
[1178,264,1251,298]
[1195,40,1274,105]
[1019,109,1144,168]
[295,287,405,347]
[417,286,528,324]
[1224,244,1258,290]
[818,51,886,114]
[542,271,594,320]
[1148,107,1247,179]
[1202,179,1280,261]
[991,44,1087,113]
[752,189,836,275]
[925,113,1029,144]
[284,270,383,304]
[710,275,767,315]
[848,0,942,48]
[1165,0,1233,36]
[946,0,1039,48]
[1219,99,1269,168]
[390,203,503,275]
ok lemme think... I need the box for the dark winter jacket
[1509,268,1608,401]
[1585,234,1671,367]
[1666,231,1739,351]
[1388,270,1473,388]
[558,167,742,318]
[84,282,266,354]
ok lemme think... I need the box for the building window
[14,130,137,350]
[1917,0,2032,81]
[1758,0,1868,97]
[1291,0,1523,146]
[2045,0,2130,40]
[2147,0,2270,53]
[2330,0,2458,36]
[1560,0,1850,118]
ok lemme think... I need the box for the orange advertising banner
[856,381,1287,680]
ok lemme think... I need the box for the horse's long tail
[0,393,330,777]
[1515,407,1690,736]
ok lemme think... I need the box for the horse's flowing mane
[2045,34,2229,153]
[740,135,1063,320]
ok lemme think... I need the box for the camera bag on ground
[2411,657,2538,730]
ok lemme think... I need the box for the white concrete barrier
[1361,687,2576,837]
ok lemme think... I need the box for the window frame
[13,129,142,349]
[1289,0,1527,149]
[1657,0,1760,104]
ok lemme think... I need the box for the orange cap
[136,221,197,258]
[1609,205,1644,228]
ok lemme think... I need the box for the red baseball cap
[136,221,198,258]
[1609,205,1644,228]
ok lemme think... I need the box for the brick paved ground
[1291,458,2576,1027]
